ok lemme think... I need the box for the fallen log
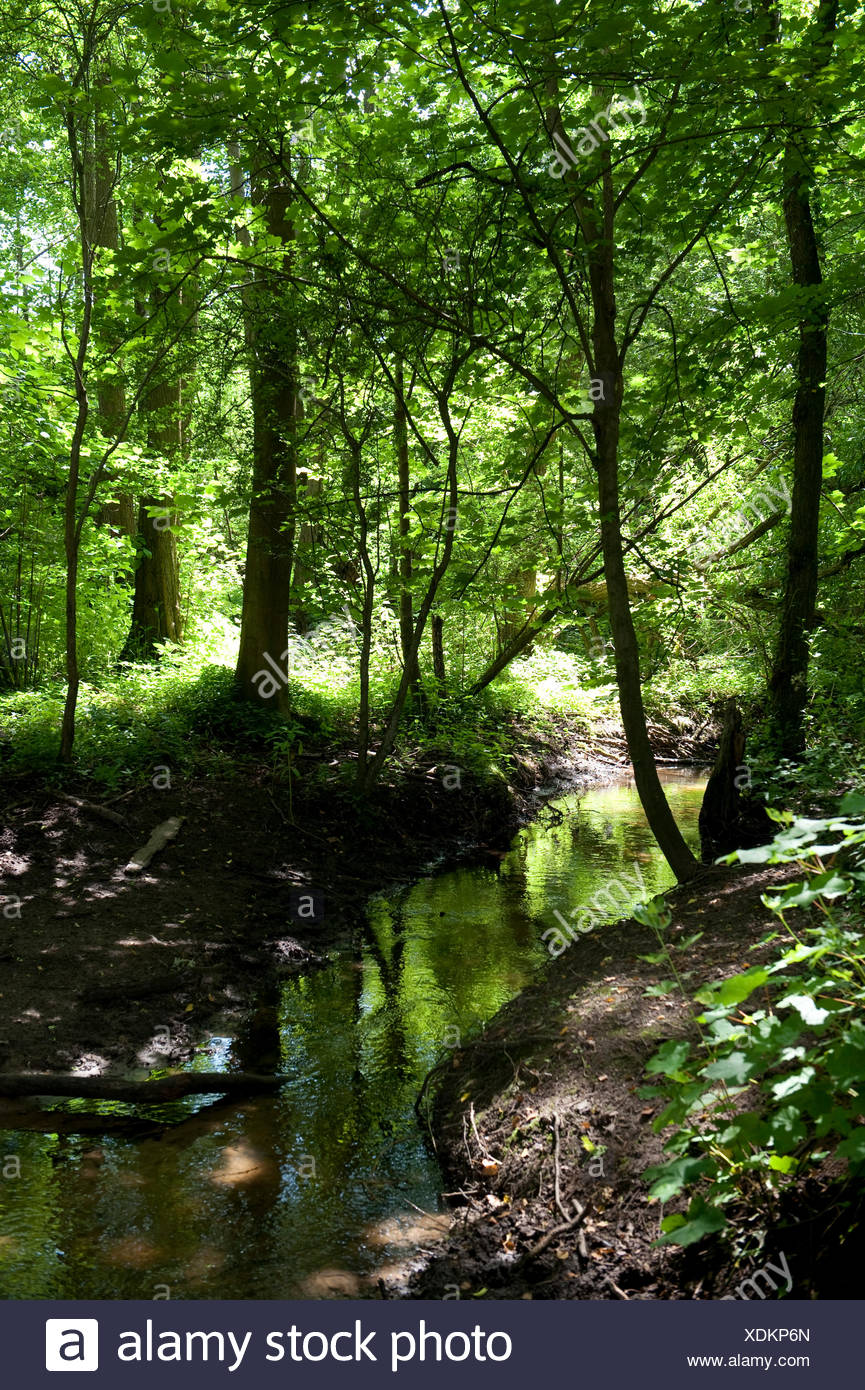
[0,1071,283,1102]
[124,815,184,873]
[59,793,130,830]
[0,1092,256,1138]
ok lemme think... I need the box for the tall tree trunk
[767,0,837,759]
[91,95,135,542]
[548,78,697,882]
[234,152,297,707]
[395,360,420,694]
[59,97,96,762]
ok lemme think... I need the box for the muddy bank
[0,710,614,1081]
[408,861,862,1301]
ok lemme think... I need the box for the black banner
[15,1298,852,1386]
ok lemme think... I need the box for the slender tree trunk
[121,378,184,658]
[359,392,461,792]
[395,360,420,694]
[351,443,377,783]
[59,102,95,763]
[767,0,837,758]
[431,613,446,685]
[91,94,135,542]
[548,78,697,881]
[234,154,297,706]
[290,473,322,633]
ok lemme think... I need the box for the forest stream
[0,770,706,1300]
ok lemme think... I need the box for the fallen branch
[0,1091,260,1138]
[60,793,130,830]
[124,816,184,873]
[0,1071,282,1102]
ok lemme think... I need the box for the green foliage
[639,799,865,1248]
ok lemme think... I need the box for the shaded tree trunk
[91,93,135,544]
[290,472,322,633]
[395,359,420,694]
[121,376,184,658]
[767,0,837,758]
[234,152,297,707]
[431,613,446,685]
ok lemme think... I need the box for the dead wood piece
[0,1071,283,1102]
[0,1091,261,1138]
[124,816,184,873]
[60,793,130,830]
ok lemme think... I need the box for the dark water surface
[0,771,705,1298]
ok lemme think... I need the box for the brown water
[0,770,705,1299]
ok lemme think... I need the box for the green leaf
[703,1050,757,1085]
[771,1066,816,1100]
[768,1105,807,1152]
[645,1039,692,1079]
[778,993,830,1027]
[768,1155,797,1174]
[837,1129,865,1165]
[656,1195,726,1246]
[694,968,768,1008]
[645,1155,713,1202]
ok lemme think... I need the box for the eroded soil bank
[409,862,864,1302]
[0,712,620,1081]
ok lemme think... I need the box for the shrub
[637,792,865,1248]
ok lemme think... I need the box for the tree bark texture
[235,155,298,707]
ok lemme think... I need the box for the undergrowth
[637,793,865,1257]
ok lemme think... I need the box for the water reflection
[0,770,704,1299]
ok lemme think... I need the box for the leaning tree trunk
[234,154,297,707]
[767,1,836,759]
[547,73,698,883]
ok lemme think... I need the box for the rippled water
[0,770,705,1299]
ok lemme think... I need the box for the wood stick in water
[0,1072,283,1102]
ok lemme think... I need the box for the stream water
[0,770,705,1299]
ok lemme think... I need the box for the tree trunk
[594,409,698,882]
[431,613,446,684]
[767,1,837,759]
[234,154,297,707]
[91,94,135,544]
[352,442,377,784]
[59,106,95,763]
[498,567,537,652]
[121,375,184,659]
[395,359,420,693]
[290,473,322,633]
[548,77,698,882]
[0,1073,282,1102]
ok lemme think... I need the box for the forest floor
[0,710,616,1081]
[408,861,863,1302]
